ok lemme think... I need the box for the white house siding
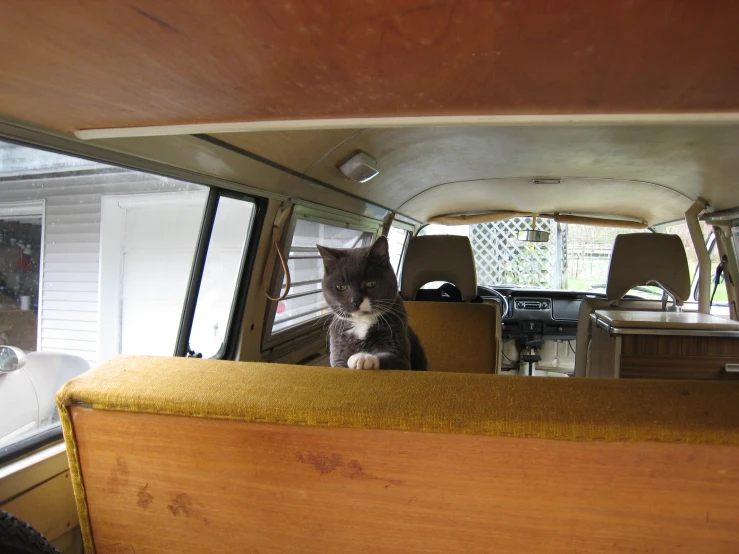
[0,168,204,365]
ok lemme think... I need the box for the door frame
[0,200,46,351]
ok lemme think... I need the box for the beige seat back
[574,233,690,377]
[400,235,478,301]
[606,233,690,302]
[400,235,500,372]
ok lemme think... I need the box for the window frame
[175,188,266,360]
[0,132,266,462]
[387,220,414,283]
[689,231,730,307]
[261,204,383,352]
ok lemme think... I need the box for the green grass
[566,278,605,291]
[566,278,729,304]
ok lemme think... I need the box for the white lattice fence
[470,218,566,288]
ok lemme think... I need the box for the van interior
[1,2,739,552]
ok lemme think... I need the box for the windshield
[419,217,678,298]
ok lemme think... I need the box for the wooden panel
[0,471,79,542]
[72,408,739,553]
[620,355,739,380]
[620,335,739,380]
[2,1,739,132]
[622,334,739,357]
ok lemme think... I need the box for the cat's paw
[347,353,380,370]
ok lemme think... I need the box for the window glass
[387,226,410,276]
[419,219,643,292]
[659,220,728,305]
[564,225,641,293]
[189,196,255,358]
[104,193,207,359]
[707,239,727,304]
[659,220,711,289]
[0,139,207,449]
[271,219,374,334]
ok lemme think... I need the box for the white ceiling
[122,122,739,225]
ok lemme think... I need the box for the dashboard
[478,286,608,342]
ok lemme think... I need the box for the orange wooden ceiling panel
[2,0,739,133]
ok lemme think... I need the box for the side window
[387,225,410,277]
[0,139,254,452]
[183,194,257,359]
[269,217,374,336]
[706,237,727,306]
[658,220,727,307]
[658,220,707,286]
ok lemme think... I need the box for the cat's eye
[335,284,347,291]
[365,281,377,288]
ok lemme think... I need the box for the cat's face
[317,237,398,318]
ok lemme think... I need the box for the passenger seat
[400,235,501,373]
[574,233,690,377]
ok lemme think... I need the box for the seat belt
[710,255,727,309]
[262,202,294,302]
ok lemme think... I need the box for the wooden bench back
[57,357,739,553]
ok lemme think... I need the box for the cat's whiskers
[372,309,394,339]
[370,298,405,308]
[311,312,333,329]
[373,303,406,321]
[326,306,354,339]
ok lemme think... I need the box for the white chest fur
[346,299,376,340]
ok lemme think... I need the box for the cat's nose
[351,297,363,308]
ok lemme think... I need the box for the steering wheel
[477,286,510,317]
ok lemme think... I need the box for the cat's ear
[317,244,342,273]
[368,236,390,266]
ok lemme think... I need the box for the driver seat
[400,235,501,373]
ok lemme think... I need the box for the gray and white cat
[317,236,428,371]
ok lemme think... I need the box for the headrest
[400,235,478,301]
[606,233,690,302]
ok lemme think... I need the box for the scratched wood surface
[2,1,739,132]
[620,333,739,379]
[589,333,739,380]
[71,407,739,553]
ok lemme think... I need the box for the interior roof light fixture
[338,151,379,183]
[531,178,562,185]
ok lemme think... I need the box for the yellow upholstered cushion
[58,356,739,445]
[405,301,499,373]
